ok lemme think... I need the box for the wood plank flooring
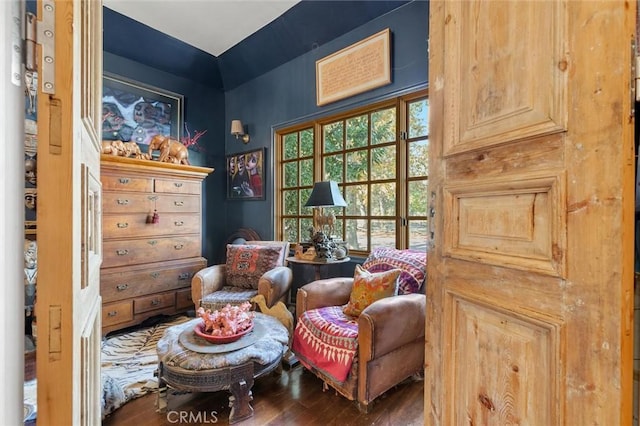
[102,363,424,426]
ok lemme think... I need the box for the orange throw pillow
[343,264,401,317]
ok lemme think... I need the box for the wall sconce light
[230,120,250,144]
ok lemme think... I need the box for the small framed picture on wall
[226,148,265,200]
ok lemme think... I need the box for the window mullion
[397,98,408,249]
[313,122,323,182]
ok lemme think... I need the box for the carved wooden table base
[157,353,281,423]
[228,375,255,423]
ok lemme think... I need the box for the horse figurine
[313,209,335,236]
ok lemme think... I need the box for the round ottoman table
[156,312,289,424]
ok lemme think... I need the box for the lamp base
[310,231,339,260]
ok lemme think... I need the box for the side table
[286,256,351,281]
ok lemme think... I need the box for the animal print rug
[102,314,191,416]
[23,314,190,421]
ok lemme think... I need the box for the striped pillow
[362,247,426,294]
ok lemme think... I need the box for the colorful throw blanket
[292,306,358,383]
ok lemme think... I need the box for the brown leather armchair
[293,248,426,412]
[191,241,292,311]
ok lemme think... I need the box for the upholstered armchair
[191,241,292,311]
[292,247,426,412]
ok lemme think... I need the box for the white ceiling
[102,0,301,57]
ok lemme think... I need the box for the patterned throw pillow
[362,247,427,294]
[343,264,401,317]
[245,240,288,266]
[225,244,284,289]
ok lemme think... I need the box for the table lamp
[304,181,347,258]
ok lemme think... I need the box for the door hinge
[10,0,22,86]
[25,0,55,94]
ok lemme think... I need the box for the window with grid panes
[276,90,428,256]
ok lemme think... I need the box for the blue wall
[222,1,428,255]
[103,52,226,262]
[103,1,428,266]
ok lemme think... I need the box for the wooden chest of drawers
[100,155,213,334]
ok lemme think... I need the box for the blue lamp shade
[304,181,347,207]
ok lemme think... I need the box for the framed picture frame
[102,73,184,147]
[316,28,391,106]
[226,148,266,200]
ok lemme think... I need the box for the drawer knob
[174,182,183,188]
[116,284,129,291]
[118,178,130,184]
[107,311,118,317]
[148,195,158,201]
[174,221,184,227]
[174,201,184,207]
[178,273,190,280]
[150,272,160,279]
[174,244,184,250]
[116,249,129,256]
[151,299,160,306]
[117,222,129,228]
[148,240,158,246]
[116,199,130,205]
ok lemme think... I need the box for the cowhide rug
[23,314,191,421]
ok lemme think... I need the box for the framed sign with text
[316,28,391,106]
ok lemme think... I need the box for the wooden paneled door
[427,1,635,424]
[36,0,103,424]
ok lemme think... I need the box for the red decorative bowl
[194,322,254,344]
